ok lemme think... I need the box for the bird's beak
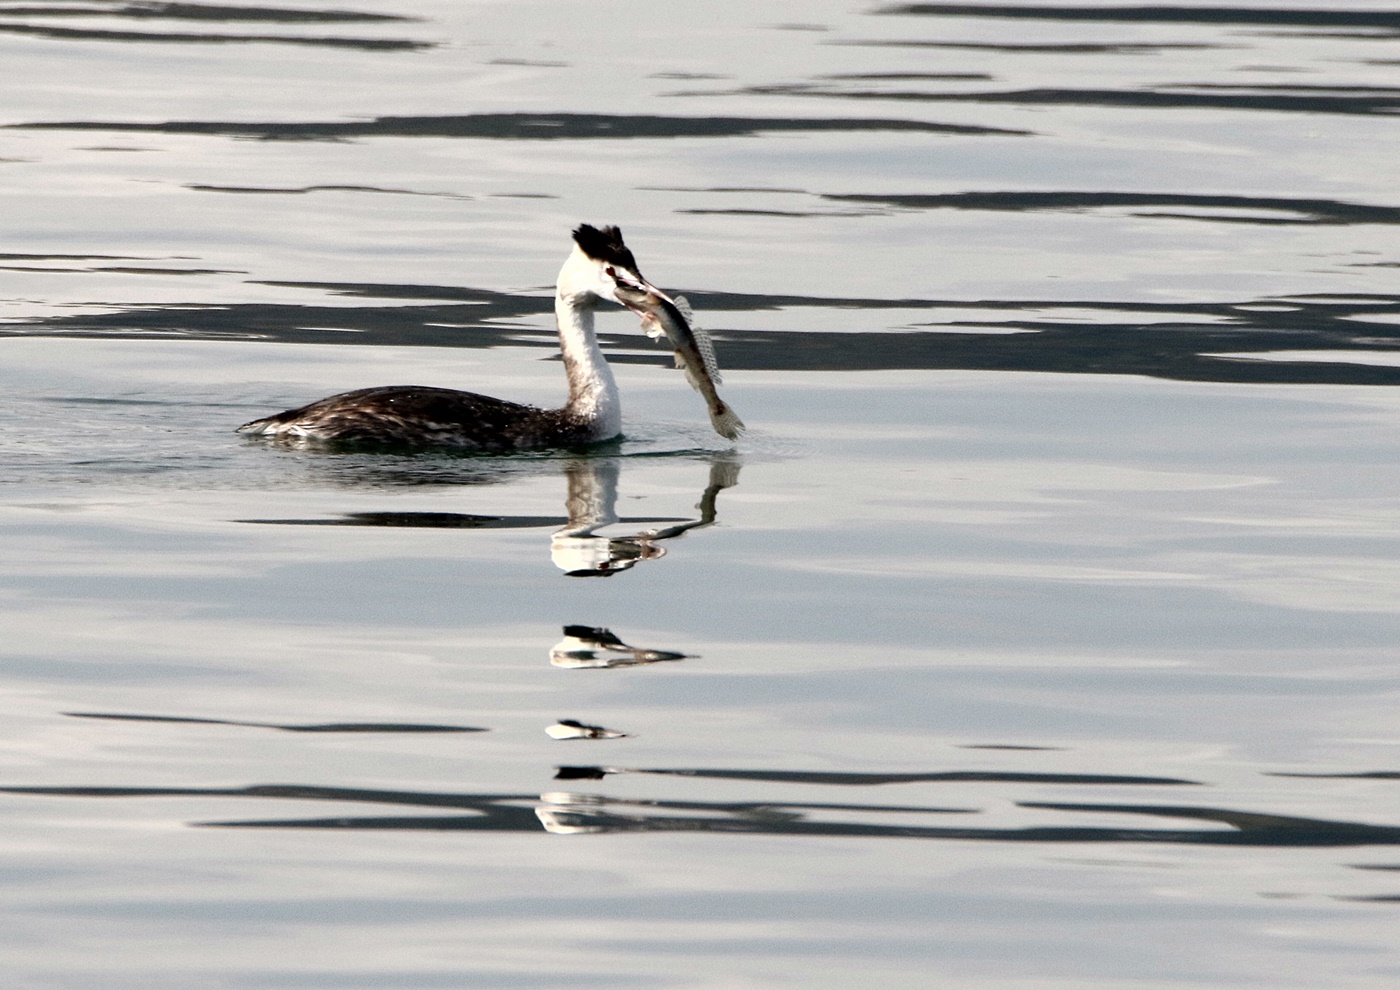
[606,265,673,315]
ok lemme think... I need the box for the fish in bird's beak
[606,264,673,315]
[610,279,746,441]
[571,223,744,441]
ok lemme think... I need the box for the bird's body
[238,224,645,450]
[236,385,597,451]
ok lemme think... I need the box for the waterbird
[237,224,736,448]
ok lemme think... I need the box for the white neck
[556,457,621,536]
[555,292,621,439]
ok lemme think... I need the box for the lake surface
[4,1,1400,987]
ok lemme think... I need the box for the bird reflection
[545,719,631,740]
[533,791,973,836]
[550,455,739,575]
[235,453,740,577]
[548,626,692,669]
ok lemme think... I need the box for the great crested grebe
[238,224,706,450]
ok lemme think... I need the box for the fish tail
[708,400,745,441]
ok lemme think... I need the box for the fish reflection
[548,626,692,669]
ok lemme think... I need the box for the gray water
[4,1,1400,987]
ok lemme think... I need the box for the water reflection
[12,696,1400,850]
[10,779,1400,847]
[873,4,1400,34]
[727,80,1400,117]
[10,111,1023,141]
[0,0,430,50]
[533,791,975,837]
[2,1,417,24]
[549,765,1195,785]
[63,712,485,733]
[551,456,739,576]
[681,189,1400,224]
[237,454,740,576]
[837,39,1221,53]
[548,626,692,669]
[819,191,1400,226]
[545,719,631,740]
[14,281,1400,385]
[660,1,1400,133]
[186,183,471,200]
[240,509,563,527]
[0,252,239,276]
[537,796,1400,844]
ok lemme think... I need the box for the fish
[614,282,745,440]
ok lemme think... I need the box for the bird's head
[558,223,667,311]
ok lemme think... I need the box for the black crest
[572,224,640,274]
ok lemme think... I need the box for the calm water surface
[4,1,1400,987]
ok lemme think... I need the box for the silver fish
[615,282,745,440]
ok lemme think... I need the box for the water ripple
[9,285,1400,385]
[7,112,1028,140]
[873,3,1400,34]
